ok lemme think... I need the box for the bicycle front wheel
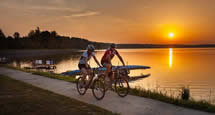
[76,77,87,95]
[114,77,129,97]
[92,78,106,100]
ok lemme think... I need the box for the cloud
[26,6,81,12]
[0,0,83,14]
[36,11,100,25]
[0,0,100,18]
[63,11,100,18]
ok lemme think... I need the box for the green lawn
[0,74,118,115]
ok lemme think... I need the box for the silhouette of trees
[13,32,20,39]
[0,29,7,49]
[0,29,6,39]
[51,31,57,37]
[28,30,35,38]
[35,27,40,35]
[7,36,13,40]
[0,27,109,49]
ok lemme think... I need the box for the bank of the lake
[0,49,82,58]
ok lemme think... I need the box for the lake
[3,48,215,103]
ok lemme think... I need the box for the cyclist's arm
[93,55,102,67]
[116,53,125,66]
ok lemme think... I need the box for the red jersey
[101,49,119,63]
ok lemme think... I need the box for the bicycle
[105,66,130,97]
[76,68,106,100]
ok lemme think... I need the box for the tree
[0,29,7,49]
[7,36,13,40]
[28,30,35,38]
[13,32,20,39]
[35,27,40,35]
[41,31,51,39]
[51,31,57,37]
[0,29,6,39]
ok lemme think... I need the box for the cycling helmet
[110,43,116,48]
[87,44,95,52]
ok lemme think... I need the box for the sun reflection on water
[169,48,173,68]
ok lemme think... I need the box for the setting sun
[168,32,174,38]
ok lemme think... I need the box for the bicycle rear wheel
[92,78,105,100]
[76,77,87,95]
[114,77,129,97]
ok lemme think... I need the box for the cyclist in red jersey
[101,44,125,88]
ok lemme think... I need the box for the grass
[1,64,215,113]
[1,64,35,73]
[129,87,215,113]
[1,64,77,83]
[32,71,77,83]
[0,74,119,115]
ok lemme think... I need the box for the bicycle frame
[113,66,130,80]
[82,68,103,89]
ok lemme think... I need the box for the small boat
[129,74,151,82]
[0,57,8,64]
[61,65,151,76]
[24,60,56,70]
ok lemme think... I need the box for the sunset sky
[0,0,215,44]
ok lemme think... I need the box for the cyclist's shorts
[101,61,107,67]
[78,64,90,70]
[101,61,112,67]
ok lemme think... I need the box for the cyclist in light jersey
[101,44,125,86]
[78,44,101,86]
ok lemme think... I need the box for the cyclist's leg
[102,62,109,79]
[86,67,93,84]
[86,66,92,80]
[79,64,87,80]
[107,63,113,83]
[80,68,87,87]
[81,68,87,78]
[104,63,113,87]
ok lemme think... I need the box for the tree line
[0,27,110,49]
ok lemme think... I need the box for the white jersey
[79,51,95,64]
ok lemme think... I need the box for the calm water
[7,48,215,103]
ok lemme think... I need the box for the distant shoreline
[116,44,215,49]
[0,49,83,58]
[0,43,215,51]
[1,46,215,58]
[1,44,215,51]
